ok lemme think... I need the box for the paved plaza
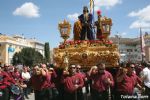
[26,93,34,100]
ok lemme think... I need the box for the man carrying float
[61,64,84,100]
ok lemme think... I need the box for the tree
[44,42,50,63]
[12,52,23,65]
[12,47,44,67]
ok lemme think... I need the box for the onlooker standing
[21,66,31,99]
[13,67,22,81]
[0,66,12,100]
[2,65,16,99]
[140,62,150,99]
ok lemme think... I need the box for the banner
[8,46,15,52]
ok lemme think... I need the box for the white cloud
[94,0,122,10]
[128,5,150,29]
[67,13,79,21]
[128,5,150,21]
[121,32,127,36]
[129,20,150,29]
[13,2,40,18]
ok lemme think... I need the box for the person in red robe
[61,64,84,100]
[89,63,114,100]
[29,64,51,100]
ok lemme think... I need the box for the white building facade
[0,34,45,65]
[110,35,150,62]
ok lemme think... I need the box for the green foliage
[12,47,44,67]
[44,42,50,63]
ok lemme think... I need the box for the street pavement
[10,93,34,100]
[25,93,34,100]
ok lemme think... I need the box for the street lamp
[58,20,71,69]
[58,20,71,43]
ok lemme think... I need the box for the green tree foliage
[12,47,43,67]
[44,42,50,63]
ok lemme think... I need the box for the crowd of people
[0,61,150,100]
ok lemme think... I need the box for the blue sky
[0,0,150,49]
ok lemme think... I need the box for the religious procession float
[53,6,120,69]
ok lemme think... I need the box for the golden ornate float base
[53,40,120,68]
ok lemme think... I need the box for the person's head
[41,64,47,69]
[27,66,30,71]
[40,64,47,71]
[68,64,76,75]
[3,64,9,71]
[126,63,135,75]
[33,65,41,75]
[23,66,28,72]
[14,67,19,72]
[97,63,105,74]
[76,64,81,72]
[91,66,98,74]
[83,6,89,14]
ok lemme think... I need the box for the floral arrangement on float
[59,39,113,49]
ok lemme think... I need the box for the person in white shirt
[21,66,31,99]
[140,62,150,98]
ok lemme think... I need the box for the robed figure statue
[78,6,94,40]
[95,10,103,40]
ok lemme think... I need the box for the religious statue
[95,10,103,40]
[78,6,94,40]
[73,20,82,40]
